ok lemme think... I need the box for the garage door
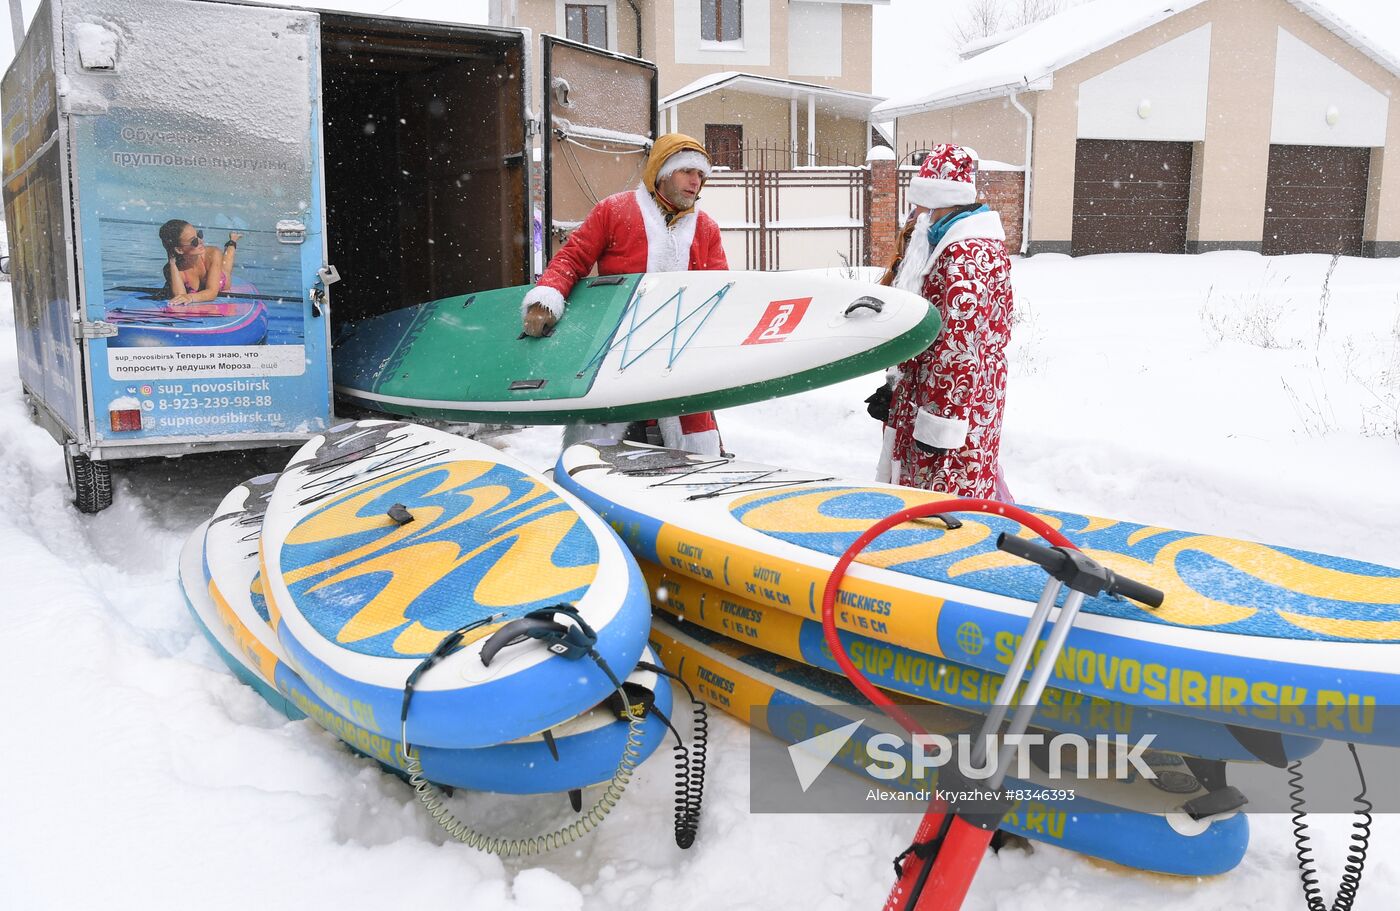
[1263,145,1369,256]
[1072,139,1192,255]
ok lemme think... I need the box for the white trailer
[2,0,657,511]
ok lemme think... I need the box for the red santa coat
[534,183,728,298]
[528,183,729,454]
[882,209,1013,498]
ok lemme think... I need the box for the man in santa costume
[870,143,1014,499]
[520,133,729,455]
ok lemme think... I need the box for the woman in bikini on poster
[158,219,242,306]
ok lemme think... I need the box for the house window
[701,0,742,42]
[565,4,608,49]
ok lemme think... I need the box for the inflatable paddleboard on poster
[64,0,331,445]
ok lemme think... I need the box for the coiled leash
[629,660,710,849]
[396,605,647,857]
[1290,743,1372,911]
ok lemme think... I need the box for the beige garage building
[875,0,1400,257]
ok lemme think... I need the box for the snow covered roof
[956,21,1039,60]
[660,70,738,101]
[1290,0,1400,77]
[662,72,887,121]
[872,0,1203,119]
[872,0,1400,120]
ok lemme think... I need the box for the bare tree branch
[953,0,1003,48]
[954,0,1068,50]
[1005,0,1065,30]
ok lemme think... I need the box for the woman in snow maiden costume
[874,144,1013,498]
[520,133,730,455]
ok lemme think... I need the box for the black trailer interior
[319,17,529,334]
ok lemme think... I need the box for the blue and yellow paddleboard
[259,421,651,749]
[645,564,1320,764]
[649,614,1250,877]
[560,442,1400,745]
[191,487,671,795]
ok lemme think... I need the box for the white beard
[893,212,934,295]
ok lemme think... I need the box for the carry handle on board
[844,296,884,317]
[478,605,600,666]
[884,521,1162,911]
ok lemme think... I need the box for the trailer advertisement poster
[68,4,329,442]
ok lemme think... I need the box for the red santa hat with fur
[906,143,979,209]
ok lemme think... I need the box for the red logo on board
[742,297,812,345]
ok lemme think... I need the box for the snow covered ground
[3,251,1399,910]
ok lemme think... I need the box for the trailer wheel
[71,454,113,514]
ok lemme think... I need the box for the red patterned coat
[883,209,1013,497]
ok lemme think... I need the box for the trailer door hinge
[74,318,118,340]
[309,264,339,318]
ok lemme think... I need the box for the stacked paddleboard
[649,614,1249,876]
[558,441,1400,746]
[179,420,673,796]
[645,566,1321,766]
[333,271,940,424]
[559,440,1400,873]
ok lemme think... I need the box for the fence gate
[703,167,868,272]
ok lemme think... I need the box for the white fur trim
[914,408,968,451]
[522,284,566,319]
[657,416,721,456]
[687,429,722,456]
[874,425,896,483]
[907,175,976,210]
[893,212,933,295]
[658,416,684,450]
[657,149,712,182]
[561,422,631,449]
[895,209,1006,293]
[634,183,697,273]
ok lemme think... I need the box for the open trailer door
[61,0,332,456]
[542,35,658,262]
[318,15,531,320]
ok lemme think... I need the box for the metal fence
[708,138,871,172]
[703,166,869,271]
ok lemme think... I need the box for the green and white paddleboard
[332,271,939,423]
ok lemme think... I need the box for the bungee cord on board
[579,282,736,376]
[394,605,665,856]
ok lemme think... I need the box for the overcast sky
[0,0,1395,101]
